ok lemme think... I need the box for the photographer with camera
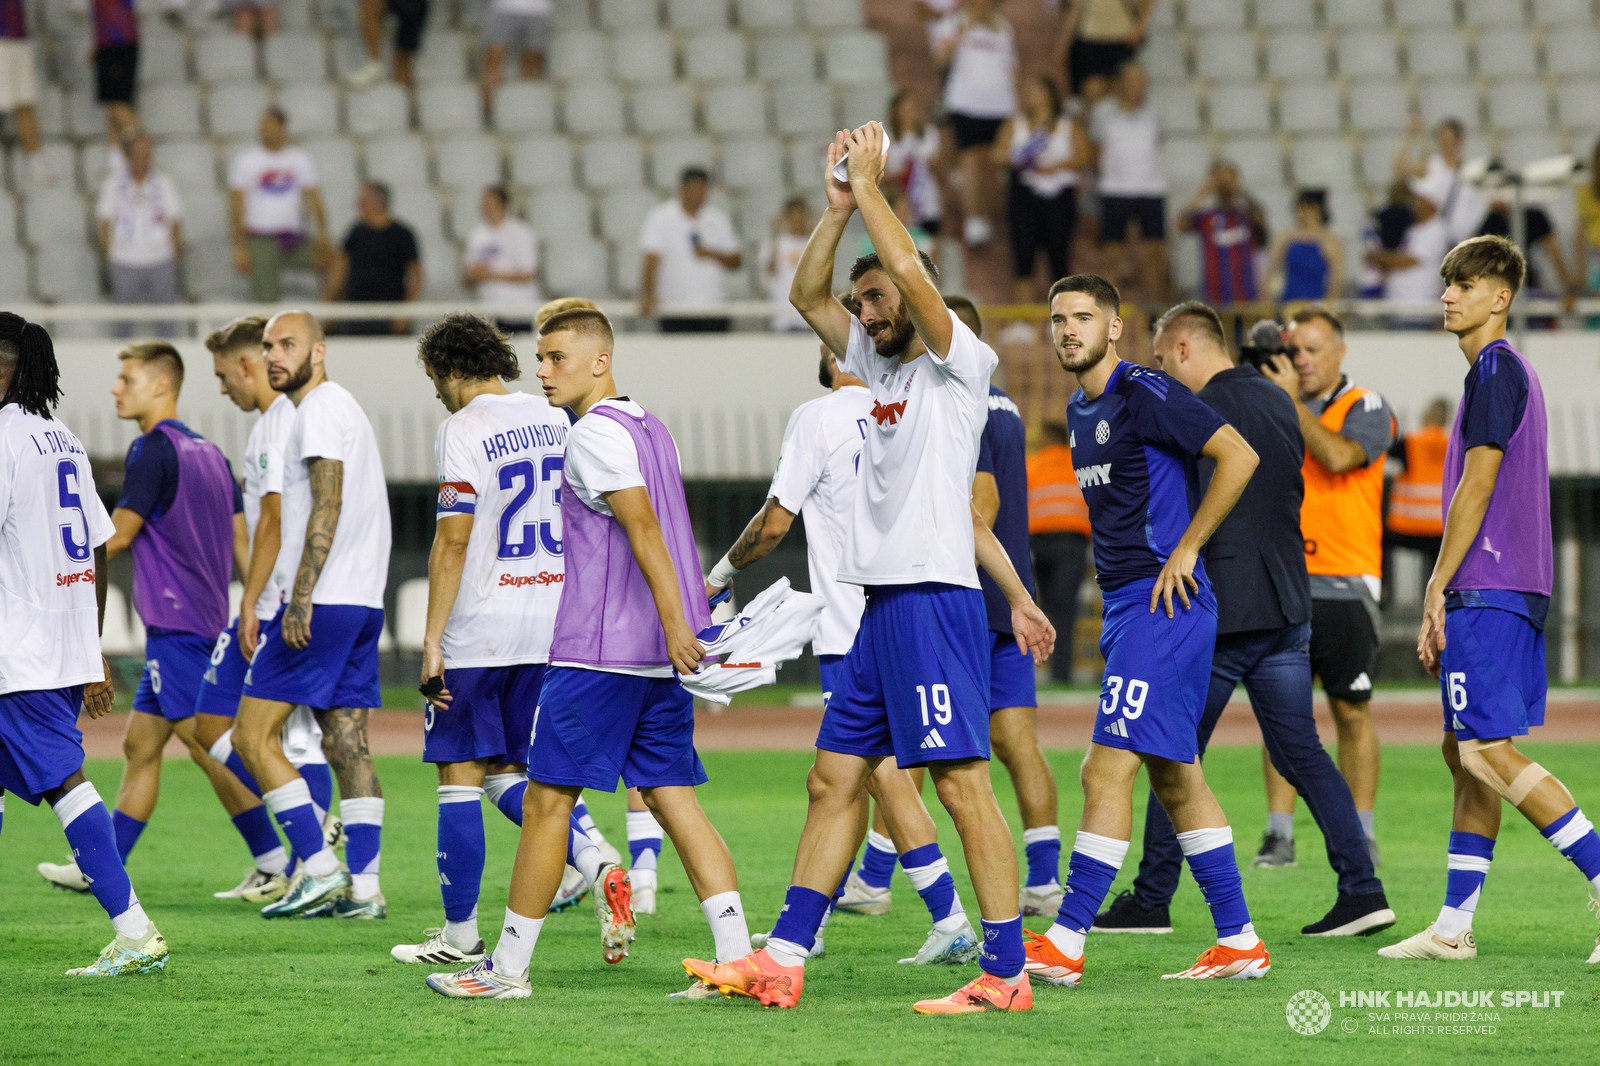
[1095,305,1394,939]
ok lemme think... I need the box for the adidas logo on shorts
[1103,719,1129,738]
[1349,673,1372,692]
[920,729,948,751]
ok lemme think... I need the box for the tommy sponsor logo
[920,729,948,750]
[871,399,908,426]
[1076,463,1112,488]
[1104,719,1130,738]
[498,572,564,587]
[56,567,96,587]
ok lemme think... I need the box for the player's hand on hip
[239,612,260,661]
[845,122,887,186]
[283,598,313,649]
[824,131,858,212]
[83,655,116,719]
[667,623,706,678]
[1150,547,1199,618]
[1012,601,1057,664]
[420,645,453,709]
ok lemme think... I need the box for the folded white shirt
[679,577,824,705]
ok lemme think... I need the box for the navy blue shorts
[425,663,545,765]
[819,653,847,710]
[1441,607,1547,742]
[133,630,216,722]
[0,686,86,805]
[989,630,1037,711]
[1093,579,1218,763]
[195,620,251,718]
[526,666,707,792]
[816,583,991,768]
[243,604,384,711]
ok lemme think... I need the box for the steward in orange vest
[1027,420,1091,683]
[1386,405,1449,540]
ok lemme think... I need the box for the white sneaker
[1376,923,1477,960]
[598,839,623,868]
[631,868,658,915]
[835,869,891,915]
[1586,894,1600,964]
[425,959,531,998]
[898,918,980,965]
[392,928,486,965]
[214,867,288,901]
[66,923,169,976]
[963,215,993,244]
[1020,881,1064,916]
[347,58,386,89]
[550,865,590,911]
[38,856,90,893]
[749,929,825,959]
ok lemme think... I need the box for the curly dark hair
[416,313,522,383]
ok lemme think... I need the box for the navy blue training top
[976,385,1036,633]
[118,419,243,520]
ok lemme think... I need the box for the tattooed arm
[703,497,797,599]
[283,457,344,650]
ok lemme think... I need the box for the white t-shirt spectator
[490,0,553,14]
[1384,214,1450,304]
[1091,98,1165,197]
[465,218,540,306]
[639,199,740,311]
[761,232,809,332]
[1414,154,1487,245]
[228,145,319,236]
[887,125,943,225]
[936,15,1018,120]
[96,170,183,267]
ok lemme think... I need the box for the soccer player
[1381,237,1600,964]
[1022,274,1271,986]
[426,307,751,999]
[0,312,169,974]
[201,314,339,902]
[685,123,1053,1015]
[708,341,981,966]
[232,311,392,919]
[39,341,263,890]
[390,313,622,967]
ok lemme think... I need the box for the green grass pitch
[2,742,1597,1064]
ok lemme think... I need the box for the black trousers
[1030,531,1089,683]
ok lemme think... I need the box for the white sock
[1267,812,1294,839]
[1219,923,1258,950]
[351,873,380,899]
[571,826,603,885]
[256,845,289,875]
[1045,923,1085,959]
[1434,904,1473,939]
[762,937,808,968]
[112,898,151,940]
[700,890,751,964]
[445,908,480,950]
[1357,809,1375,840]
[631,868,657,893]
[626,809,663,871]
[576,804,607,848]
[865,828,895,860]
[303,847,340,877]
[903,850,967,927]
[490,907,543,977]
[342,796,384,899]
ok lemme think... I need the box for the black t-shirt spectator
[1478,206,1553,291]
[342,221,419,302]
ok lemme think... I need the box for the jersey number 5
[497,456,563,560]
[58,459,92,562]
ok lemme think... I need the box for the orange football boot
[1161,940,1271,979]
[681,949,805,1008]
[597,864,635,964]
[1022,928,1084,987]
[912,970,1033,1014]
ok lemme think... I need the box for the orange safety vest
[1026,443,1091,536]
[1386,426,1447,537]
[1301,385,1389,577]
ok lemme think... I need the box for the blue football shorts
[1441,606,1546,742]
[989,629,1038,711]
[194,619,252,718]
[242,604,384,711]
[424,663,545,765]
[526,666,707,792]
[133,628,216,722]
[0,686,86,804]
[1092,578,1218,764]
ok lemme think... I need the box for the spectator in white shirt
[228,108,332,302]
[1393,115,1486,247]
[1371,184,1450,326]
[464,185,540,332]
[932,0,1018,246]
[1090,61,1168,301]
[761,197,811,333]
[638,166,743,332]
[479,0,552,120]
[886,90,944,262]
[96,132,183,336]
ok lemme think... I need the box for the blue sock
[1542,808,1600,883]
[111,809,146,864]
[341,797,384,893]
[224,749,262,796]
[56,785,138,923]
[627,809,663,870]
[1055,834,1126,934]
[298,763,334,817]
[1179,828,1253,941]
[437,787,485,922]
[859,829,897,889]
[1023,826,1062,887]
[484,773,527,826]
[831,862,852,907]
[231,806,284,864]
[900,843,963,923]
[980,915,1024,979]
[1443,830,1495,909]
[263,779,327,863]
[769,885,831,953]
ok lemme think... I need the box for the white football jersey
[0,407,116,695]
[839,310,996,588]
[767,385,872,655]
[435,391,570,668]
[275,381,392,609]
[241,393,294,620]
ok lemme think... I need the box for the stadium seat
[1501,131,1564,169]
[1141,34,1188,82]
[364,134,430,186]
[1147,0,1177,31]
[631,84,697,135]
[278,0,314,30]
[564,81,628,135]
[739,0,798,30]
[511,134,578,186]
[651,134,716,186]
[836,82,889,130]
[704,82,769,136]
[1336,31,1399,79]
[599,0,661,31]
[1543,28,1600,79]
[1278,82,1343,134]
[720,136,783,189]
[493,82,559,133]
[141,85,204,138]
[600,186,661,241]
[553,0,592,30]
[1183,0,1246,29]
[11,142,74,195]
[581,136,647,189]
[1392,0,1457,28]
[1475,28,1539,79]
[414,31,469,85]
[156,138,221,193]
[208,83,271,139]
[1207,83,1272,134]
[0,191,17,245]
[347,84,410,137]
[1217,136,1285,185]
[0,241,25,301]
[1264,31,1330,79]
[1253,0,1315,30]
[447,192,485,242]
[1291,134,1360,186]
[1487,80,1553,131]
[755,34,818,82]
[1193,29,1259,82]
[550,31,610,80]
[676,0,734,29]
[395,578,430,651]
[1357,132,1405,185]
[1405,30,1469,80]
[1418,79,1482,131]
[100,586,137,657]
[50,32,92,92]
[1157,135,1212,181]
[179,187,229,242]
[419,82,483,133]
[31,85,65,139]
[195,32,257,82]
[786,136,828,188]
[137,33,190,86]
[65,91,105,140]
[1151,81,1203,134]
[1348,80,1413,133]
[1463,0,1526,25]
[801,0,863,30]
[1533,0,1594,23]
[1557,80,1600,131]
[543,233,611,294]
[611,30,678,84]
[1325,186,1367,241]
[393,186,447,247]
[685,29,752,82]
[823,31,887,85]
[1322,0,1386,29]
[265,31,330,83]
[303,136,360,190]
[34,242,98,302]
[279,83,341,137]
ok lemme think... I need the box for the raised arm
[972,505,1055,662]
[1418,445,1502,677]
[846,122,953,357]
[420,512,472,709]
[790,130,860,357]
[283,457,342,650]
[607,485,705,676]
[238,491,281,658]
[1151,423,1258,617]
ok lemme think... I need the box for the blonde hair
[534,297,599,330]
[117,340,184,387]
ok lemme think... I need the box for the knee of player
[522,781,574,822]
[805,762,859,807]
[1329,698,1371,727]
